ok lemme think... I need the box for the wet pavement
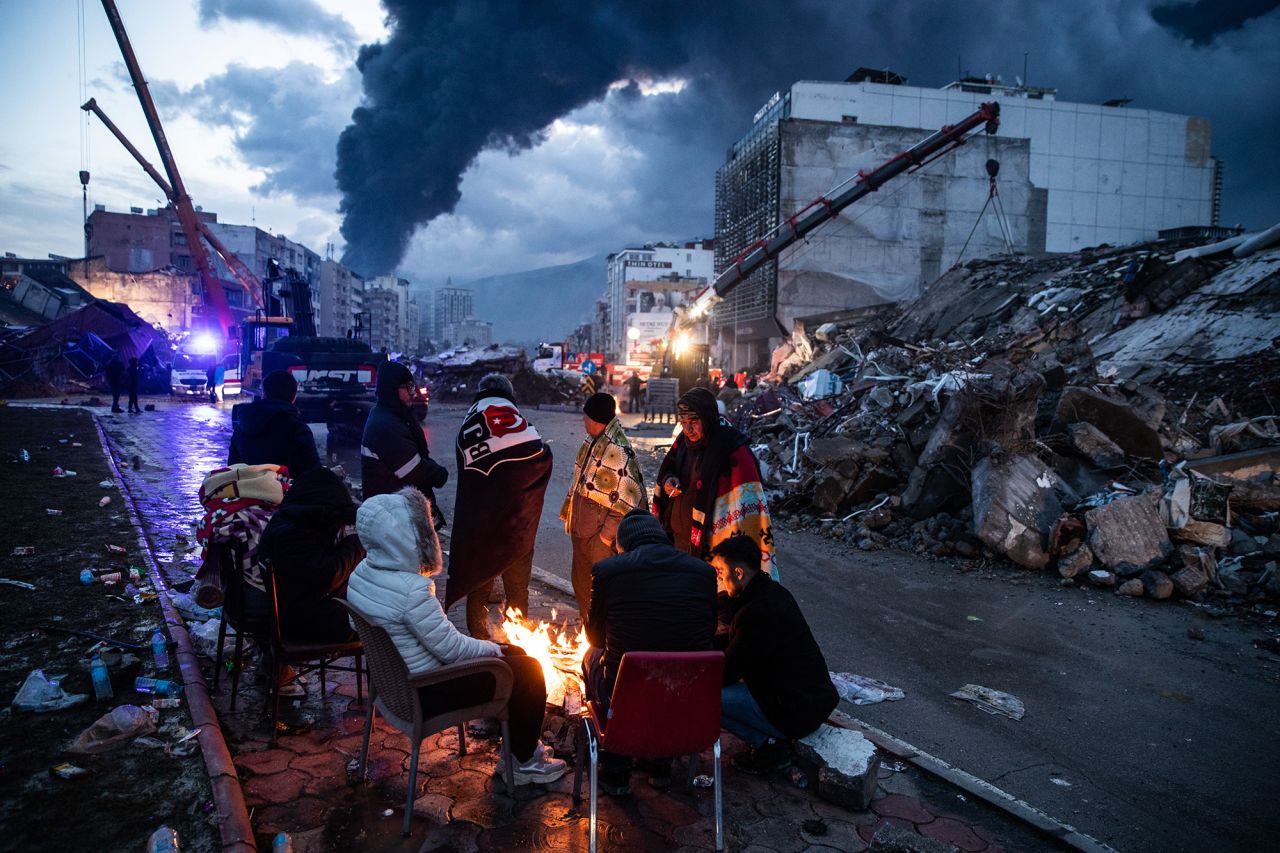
[89,396,1050,851]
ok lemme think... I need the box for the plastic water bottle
[135,677,181,696]
[80,569,95,585]
[272,832,293,852]
[146,825,180,853]
[91,657,113,700]
[151,630,170,670]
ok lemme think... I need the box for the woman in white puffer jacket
[347,486,566,784]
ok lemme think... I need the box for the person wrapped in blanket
[652,387,776,580]
[193,463,291,610]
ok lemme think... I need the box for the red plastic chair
[573,651,725,852]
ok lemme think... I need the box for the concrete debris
[1117,578,1144,596]
[740,234,1279,610]
[869,822,959,853]
[796,725,879,811]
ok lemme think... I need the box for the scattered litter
[692,774,714,788]
[11,670,89,712]
[966,615,983,622]
[51,763,90,780]
[11,547,35,556]
[948,684,1026,720]
[67,705,158,754]
[99,496,111,507]
[0,578,36,590]
[170,591,221,622]
[52,467,78,477]
[880,759,907,773]
[830,672,906,705]
[105,544,126,554]
[166,728,202,757]
[46,508,63,515]
[1050,777,1073,787]
[145,825,180,853]
[381,808,394,818]
[98,480,115,489]
[18,449,31,462]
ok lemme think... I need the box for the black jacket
[256,467,364,638]
[227,398,320,478]
[586,521,717,697]
[361,363,447,525]
[717,573,837,739]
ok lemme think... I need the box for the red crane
[97,0,238,340]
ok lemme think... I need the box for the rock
[1171,519,1231,548]
[811,472,854,514]
[1055,387,1163,459]
[953,540,978,558]
[1058,544,1094,579]
[1171,559,1210,597]
[804,437,873,468]
[1177,544,1219,585]
[848,467,900,506]
[862,506,893,530]
[869,822,959,853]
[1117,578,1144,596]
[970,455,1067,570]
[1142,570,1175,600]
[1086,494,1173,575]
[1187,626,1206,641]
[797,725,880,812]
[1067,422,1126,469]
[1088,569,1117,588]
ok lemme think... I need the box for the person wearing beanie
[228,369,320,478]
[559,391,646,617]
[446,373,553,639]
[582,507,717,796]
[360,361,448,527]
[653,387,777,578]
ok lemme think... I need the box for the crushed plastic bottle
[272,832,293,852]
[134,677,182,697]
[79,569,95,585]
[18,449,30,462]
[91,657,113,700]
[146,825,180,853]
[151,631,169,670]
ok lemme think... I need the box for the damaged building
[713,69,1220,368]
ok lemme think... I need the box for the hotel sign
[624,260,672,269]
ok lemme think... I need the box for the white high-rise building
[606,240,714,360]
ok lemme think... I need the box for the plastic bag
[948,684,1025,720]
[830,672,905,706]
[11,669,89,712]
[169,590,221,622]
[66,705,158,754]
[188,618,234,659]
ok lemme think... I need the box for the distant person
[126,357,142,414]
[446,373,552,640]
[208,362,226,404]
[559,392,645,617]
[361,362,448,526]
[228,370,320,478]
[104,353,125,413]
[711,535,837,774]
[583,509,717,795]
[717,375,741,406]
[625,370,644,414]
[653,388,775,576]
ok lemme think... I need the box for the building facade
[605,241,713,360]
[712,73,1217,367]
[433,285,473,344]
[316,259,363,339]
[444,318,493,348]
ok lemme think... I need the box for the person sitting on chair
[346,486,568,785]
[711,534,838,774]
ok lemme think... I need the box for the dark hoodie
[360,362,447,526]
[227,397,320,478]
[257,466,365,641]
[654,387,750,556]
[585,510,717,696]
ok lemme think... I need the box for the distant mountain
[438,253,608,346]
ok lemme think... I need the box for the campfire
[500,608,588,711]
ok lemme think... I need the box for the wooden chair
[574,651,726,852]
[263,564,363,745]
[340,600,516,837]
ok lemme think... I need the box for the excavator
[660,100,1002,389]
[89,0,386,429]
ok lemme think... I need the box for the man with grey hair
[445,373,554,639]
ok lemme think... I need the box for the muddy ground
[0,407,219,852]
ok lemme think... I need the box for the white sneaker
[512,741,567,785]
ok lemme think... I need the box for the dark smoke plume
[335,0,835,276]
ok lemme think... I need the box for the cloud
[197,0,357,49]
[1151,0,1280,45]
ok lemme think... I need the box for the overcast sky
[2,0,1276,287]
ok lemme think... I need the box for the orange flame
[501,608,588,709]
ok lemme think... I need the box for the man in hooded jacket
[256,466,365,644]
[361,361,448,528]
[228,370,320,478]
[653,387,775,577]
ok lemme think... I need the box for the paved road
[116,397,1280,851]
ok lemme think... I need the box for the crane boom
[81,97,264,308]
[98,0,235,338]
[682,101,1001,326]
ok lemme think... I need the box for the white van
[171,348,241,397]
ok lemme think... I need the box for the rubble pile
[415,345,529,400]
[749,233,1280,607]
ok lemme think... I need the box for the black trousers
[416,649,546,762]
[280,598,357,644]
